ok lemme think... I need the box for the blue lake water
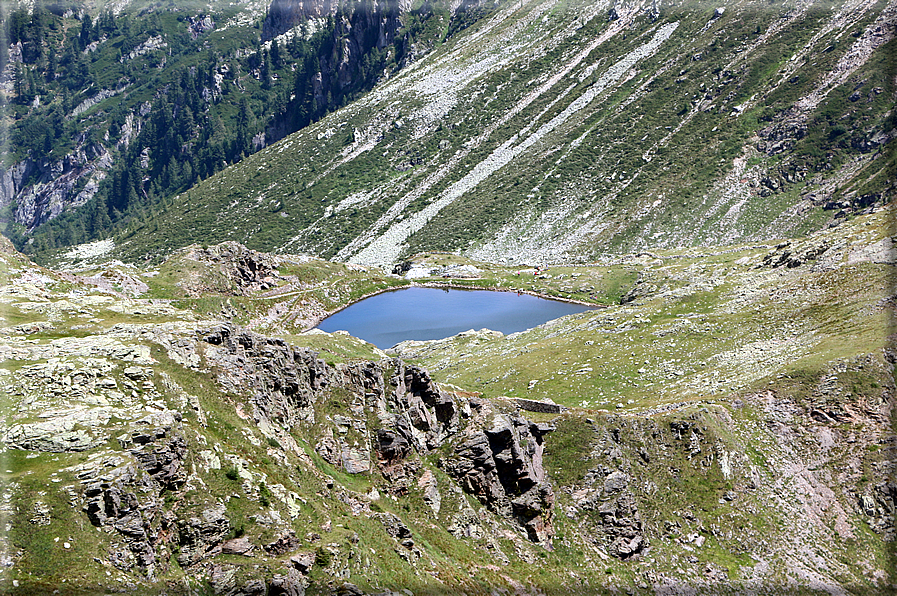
[317,287,595,349]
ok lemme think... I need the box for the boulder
[220,537,254,556]
[376,429,411,463]
[268,569,306,596]
[289,551,316,573]
[264,531,301,555]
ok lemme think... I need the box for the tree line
[1,1,456,261]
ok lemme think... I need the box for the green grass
[3,3,895,594]
[542,414,597,486]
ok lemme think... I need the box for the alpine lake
[317,287,596,349]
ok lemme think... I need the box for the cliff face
[0,143,112,232]
[261,0,449,146]
[262,0,341,40]
[312,1,404,103]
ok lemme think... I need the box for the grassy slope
[392,207,894,408]
[110,0,894,267]
[3,199,895,593]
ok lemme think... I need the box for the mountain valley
[0,0,894,594]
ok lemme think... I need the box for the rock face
[440,407,555,545]
[80,421,190,579]
[199,324,555,544]
[183,242,284,296]
[262,0,339,40]
[387,365,464,452]
[571,467,646,560]
[203,324,330,426]
[262,0,404,109]
[862,480,897,539]
[0,143,112,231]
[176,503,231,567]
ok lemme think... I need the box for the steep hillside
[0,198,894,595]
[1,0,468,260]
[107,0,895,267]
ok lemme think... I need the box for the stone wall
[514,398,565,414]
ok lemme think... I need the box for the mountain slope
[1,0,469,261]
[111,0,894,267]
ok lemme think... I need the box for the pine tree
[79,14,93,50]
[270,40,282,69]
[45,51,56,82]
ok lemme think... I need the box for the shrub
[259,482,272,507]
[314,546,332,567]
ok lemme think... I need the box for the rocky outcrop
[202,324,330,426]
[200,331,557,547]
[267,569,307,596]
[861,480,897,540]
[385,365,465,452]
[440,406,555,545]
[262,0,338,40]
[0,142,112,231]
[265,530,302,555]
[377,511,422,561]
[761,239,830,269]
[620,271,658,305]
[4,417,106,452]
[183,242,283,296]
[79,420,190,579]
[176,503,231,567]
[571,468,647,560]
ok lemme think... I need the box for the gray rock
[176,503,231,567]
[417,469,441,514]
[604,471,629,494]
[440,407,555,544]
[209,564,237,595]
[234,580,267,596]
[131,432,188,490]
[315,432,342,466]
[340,443,371,474]
[608,534,644,558]
[289,551,316,573]
[264,531,300,555]
[220,537,255,555]
[336,582,364,596]
[268,569,306,596]
[376,429,411,463]
[762,239,830,268]
[448,508,484,539]
[4,417,105,452]
[378,512,413,541]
